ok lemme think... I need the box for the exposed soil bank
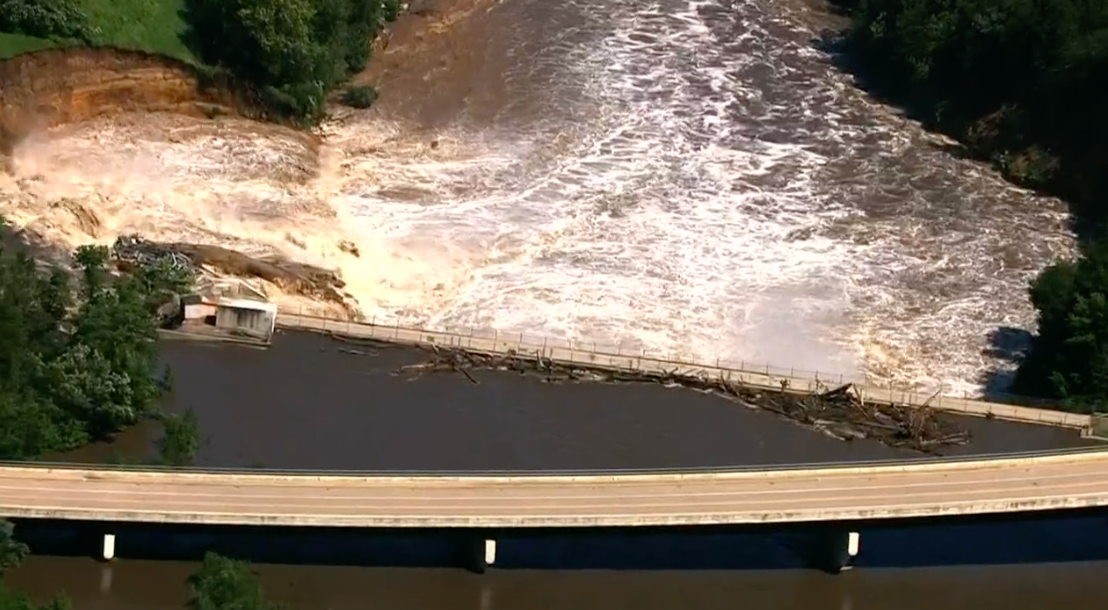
[0,48,252,156]
[0,47,355,312]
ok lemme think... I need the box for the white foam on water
[0,0,1076,395]
[330,0,867,377]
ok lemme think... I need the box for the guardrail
[1091,414,1108,440]
[273,311,1094,430]
[5,445,1106,478]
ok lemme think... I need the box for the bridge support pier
[785,528,860,573]
[466,537,497,573]
[810,530,859,574]
[101,533,116,562]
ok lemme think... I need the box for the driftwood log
[385,342,971,453]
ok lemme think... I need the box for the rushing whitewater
[0,0,1076,395]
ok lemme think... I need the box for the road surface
[2,451,1108,527]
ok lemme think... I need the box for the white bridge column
[466,537,496,573]
[485,539,497,567]
[819,530,860,574]
[787,528,860,573]
[101,533,116,562]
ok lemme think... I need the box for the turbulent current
[0,0,1077,395]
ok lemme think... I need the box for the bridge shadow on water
[13,508,1108,572]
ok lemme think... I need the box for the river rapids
[0,0,1076,395]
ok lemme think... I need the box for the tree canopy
[0,588,69,610]
[187,552,280,610]
[0,0,98,44]
[1011,239,1108,408]
[0,228,188,459]
[833,0,1108,407]
[1,0,401,124]
[837,0,1108,229]
[182,0,400,123]
[0,519,68,610]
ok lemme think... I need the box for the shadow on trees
[812,0,1108,242]
[977,326,1033,401]
[174,0,400,124]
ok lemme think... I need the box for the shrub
[341,85,378,108]
[0,0,99,42]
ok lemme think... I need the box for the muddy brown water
[5,0,1107,603]
[6,330,1105,608]
[7,553,1108,610]
[57,329,1097,470]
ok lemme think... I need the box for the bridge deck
[2,452,1108,528]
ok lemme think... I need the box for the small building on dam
[180,279,277,343]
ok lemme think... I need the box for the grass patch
[1,1,193,62]
[0,32,59,59]
[79,0,193,62]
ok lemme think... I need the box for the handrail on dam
[273,310,1095,431]
[2,445,1106,478]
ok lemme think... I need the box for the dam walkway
[274,312,1100,433]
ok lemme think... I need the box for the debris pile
[391,343,972,453]
[112,234,195,273]
[110,234,358,315]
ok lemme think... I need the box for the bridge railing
[4,445,1107,477]
[273,309,1093,429]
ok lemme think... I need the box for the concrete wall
[273,312,1093,430]
[217,306,276,341]
[183,302,216,320]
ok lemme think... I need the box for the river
[56,331,1097,470]
[1,0,1077,396]
[5,555,1108,610]
[2,0,1100,605]
[7,530,1108,610]
[6,332,1106,608]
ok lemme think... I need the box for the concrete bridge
[3,448,1108,572]
[273,312,1101,433]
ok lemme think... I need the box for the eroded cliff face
[0,48,245,154]
[0,3,494,325]
[0,48,355,319]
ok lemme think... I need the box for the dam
[5,318,1106,575]
[0,0,1103,603]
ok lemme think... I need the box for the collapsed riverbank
[0,0,500,322]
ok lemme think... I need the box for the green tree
[0,519,65,610]
[0,226,185,459]
[157,409,201,467]
[0,0,98,43]
[68,246,162,438]
[0,585,69,610]
[1014,239,1108,409]
[187,552,280,610]
[835,0,1108,230]
[0,519,28,575]
[181,0,400,124]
